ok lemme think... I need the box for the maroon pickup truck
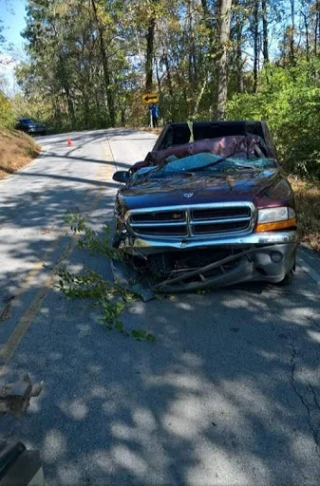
[112,121,298,292]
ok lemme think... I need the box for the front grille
[131,211,185,223]
[192,221,250,235]
[134,226,187,236]
[127,203,254,239]
[191,207,251,221]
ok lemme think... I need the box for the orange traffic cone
[67,138,72,147]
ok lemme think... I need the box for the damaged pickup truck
[112,121,298,293]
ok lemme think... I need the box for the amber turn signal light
[255,218,297,233]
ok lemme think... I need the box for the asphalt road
[0,130,320,486]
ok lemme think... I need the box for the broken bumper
[118,231,298,292]
[154,243,297,292]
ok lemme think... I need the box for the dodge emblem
[183,192,194,198]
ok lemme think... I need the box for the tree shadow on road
[0,249,319,485]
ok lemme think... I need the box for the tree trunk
[236,33,244,92]
[186,0,197,84]
[261,0,269,63]
[53,93,62,127]
[192,36,197,83]
[234,0,244,93]
[100,38,115,126]
[121,109,126,126]
[91,0,115,126]
[301,11,309,60]
[84,95,90,129]
[215,0,233,120]
[155,56,161,94]
[253,0,259,93]
[65,86,76,129]
[193,76,207,117]
[281,30,288,67]
[163,52,173,97]
[187,0,193,84]
[290,0,295,62]
[315,0,320,56]
[145,16,155,91]
[58,55,76,129]
[201,0,214,50]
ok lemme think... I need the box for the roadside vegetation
[227,58,320,180]
[290,178,320,253]
[0,91,40,179]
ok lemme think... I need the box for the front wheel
[277,268,295,286]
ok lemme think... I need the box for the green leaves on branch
[98,298,155,341]
[65,211,121,260]
[56,267,109,300]
[65,211,86,234]
[55,211,155,342]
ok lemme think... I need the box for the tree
[215,0,233,119]
[145,11,156,91]
[10,0,320,177]
[290,0,296,62]
[262,0,269,63]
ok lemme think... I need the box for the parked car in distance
[16,118,47,135]
[112,121,298,293]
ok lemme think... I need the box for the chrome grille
[127,203,255,239]
[191,207,251,221]
[192,221,250,235]
[131,210,185,224]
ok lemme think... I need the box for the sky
[1,0,27,45]
[0,0,27,93]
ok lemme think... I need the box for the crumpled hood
[118,168,288,210]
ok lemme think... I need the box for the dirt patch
[289,176,320,253]
[137,127,162,135]
[0,129,41,180]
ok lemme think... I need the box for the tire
[111,232,122,249]
[277,268,295,286]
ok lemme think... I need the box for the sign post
[149,105,153,128]
[142,93,159,128]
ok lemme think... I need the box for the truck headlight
[255,207,296,232]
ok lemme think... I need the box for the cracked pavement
[290,342,320,453]
[0,129,319,485]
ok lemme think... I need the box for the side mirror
[113,171,129,184]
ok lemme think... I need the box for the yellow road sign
[142,93,159,104]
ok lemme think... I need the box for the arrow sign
[142,93,159,104]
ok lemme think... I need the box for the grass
[289,176,320,253]
[0,129,41,180]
